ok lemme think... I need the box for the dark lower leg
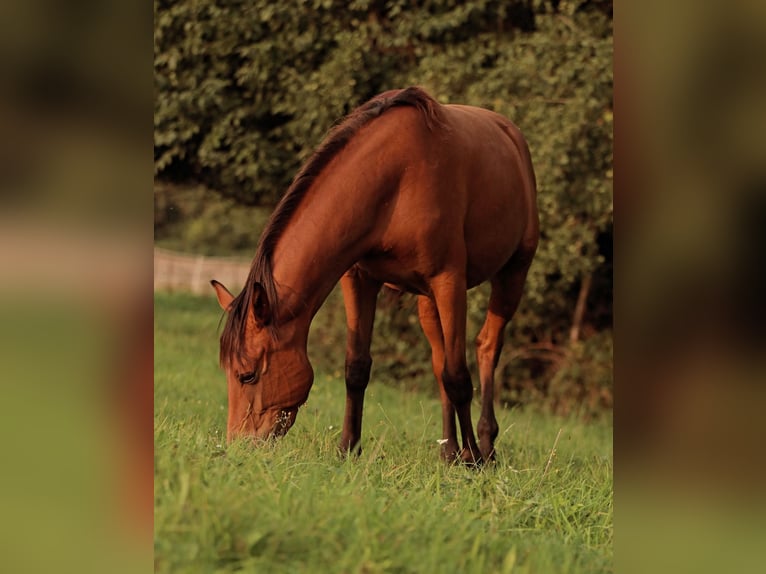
[339,357,371,454]
[442,364,481,465]
[339,268,380,455]
[437,384,459,462]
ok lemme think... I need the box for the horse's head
[211,280,313,444]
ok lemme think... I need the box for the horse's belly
[465,251,514,288]
[357,241,515,294]
[463,199,526,287]
[356,256,431,295]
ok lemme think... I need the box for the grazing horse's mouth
[271,407,298,437]
[250,407,298,441]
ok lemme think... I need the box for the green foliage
[155,184,271,255]
[503,330,614,419]
[155,292,613,573]
[154,1,613,410]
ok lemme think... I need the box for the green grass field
[155,292,613,573]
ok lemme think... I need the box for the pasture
[154,292,613,573]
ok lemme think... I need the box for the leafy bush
[155,184,270,255]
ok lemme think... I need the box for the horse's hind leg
[339,267,381,454]
[476,253,535,461]
[430,272,482,465]
[417,295,459,462]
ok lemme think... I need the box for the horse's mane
[219,86,444,367]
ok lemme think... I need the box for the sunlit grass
[155,292,612,573]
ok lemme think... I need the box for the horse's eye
[238,372,257,385]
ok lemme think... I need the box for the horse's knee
[345,356,372,392]
[442,365,473,406]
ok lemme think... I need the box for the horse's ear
[252,282,272,327]
[210,280,235,311]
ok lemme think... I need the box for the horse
[211,86,538,464]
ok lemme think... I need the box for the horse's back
[353,100,538,291]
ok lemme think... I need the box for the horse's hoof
[479,447,497,463]
[460,447,483,468]
[337,442,362,458]
[439,442,460,463]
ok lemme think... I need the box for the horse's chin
[251,408,298,441]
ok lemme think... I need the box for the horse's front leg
[417,295,459,462]
[430,271,482,466]
[338,267,381,455]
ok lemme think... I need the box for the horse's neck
[270,181,378,330]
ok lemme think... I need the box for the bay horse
[211,87,538,464]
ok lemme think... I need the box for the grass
[155,292,613,573]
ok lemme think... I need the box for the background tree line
[154,0,613,417]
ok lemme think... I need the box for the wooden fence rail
[154,248,250,294]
